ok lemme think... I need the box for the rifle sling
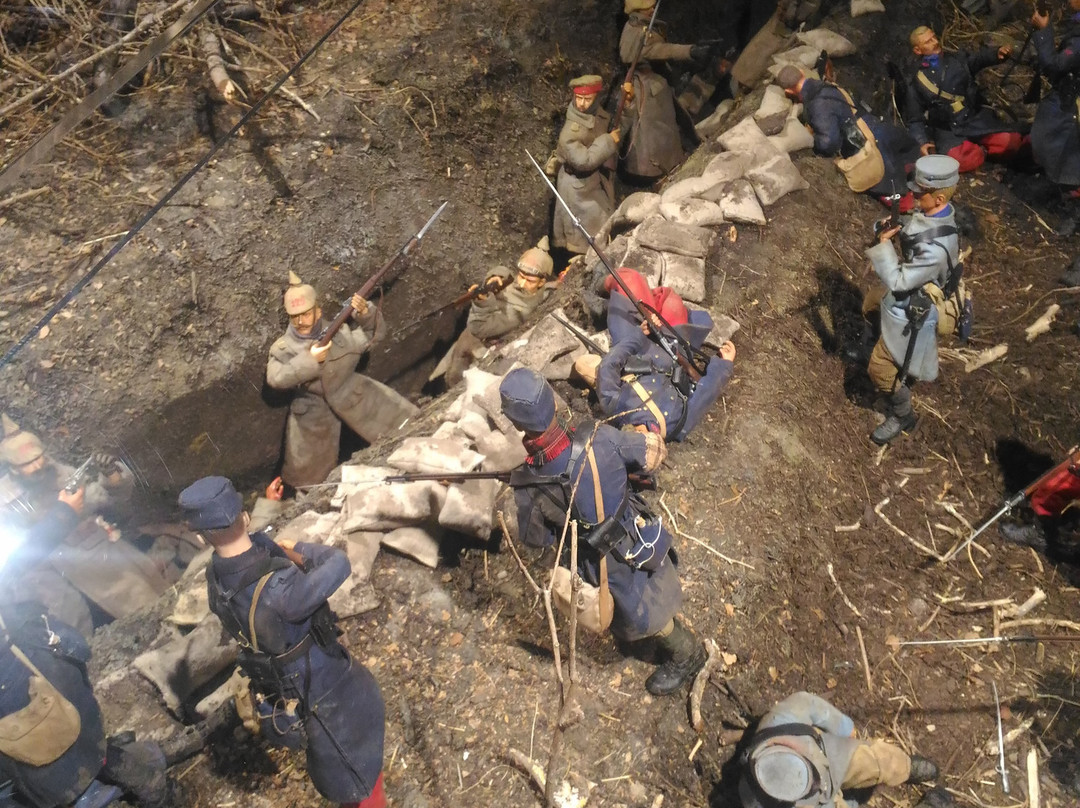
[915,70,967,114]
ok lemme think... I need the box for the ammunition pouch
[903,288,934,332]
[839,116,867,158]
[943,260,964,298]
[671,363,691,398]
[623,355,655,376]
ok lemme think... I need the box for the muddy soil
[3,0,1080,806]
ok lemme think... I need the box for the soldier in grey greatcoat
[266,273,418,488]
[0,416,168,638]
[862,155,963,445]
[429,239,558,385]
[739,691,941,808]
[553,76,621,255]
[1030,1,1080,236]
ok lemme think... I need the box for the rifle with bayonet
[411,273,512,328]
[611,0,662,132]
[901,634,1080,647]
[314,200,448,348]
[525,150,710,386]
[944,445,1080,562]
[552,313,606,356]
[385,467,657,492]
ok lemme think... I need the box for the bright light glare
[0,525,26,573]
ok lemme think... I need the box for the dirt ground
[3,0,1080,806]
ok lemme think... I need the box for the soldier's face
[13,456,47,478]
[916,188,944,213]
[290,306,321,335]
[516,272,544,293]
[912,31,940,56]
[573,92,598,112]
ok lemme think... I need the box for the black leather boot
[999,520,1049,552]
[644,619,707,696]
[871,386,918,445]
[915,786,954,808]
[907,755,940,783]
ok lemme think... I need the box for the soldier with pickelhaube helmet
[430,238,559,386]
[861,154,968,446]
[553,75,622,255]
[266,272,418,489]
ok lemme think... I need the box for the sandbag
[634,216,715,258]
[755,84,793,121]
[718,179,768,225]
[660,197,726,229]
[438,478,502,538]
[659,253,708,303]
[796,28,856,57]
[275,510,343,548]
[746,153,809,206]
[771,44,821,69]
[703,151,751,184]
[613,192,662,226]
[695,99,734,140]
[718,117,778,162]
[619,244,665,287]
[660,176,716,203]
[387,437,484,475]
[851,0,885,16]
[769,116,816,153]
[133,617,238,715]
[342,476,447,532]
[381,526,442,568]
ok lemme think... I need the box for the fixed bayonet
[992,681,1009,794]
[552,313,607,356]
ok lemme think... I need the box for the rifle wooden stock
[611,1,662,131]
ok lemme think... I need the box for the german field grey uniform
[0,418,169,638]
[863,155,963,445]
[266,274,419,488]
[501,368,707,695]
[618,0,687,177]
[739,691,940,808]
[554,76,619,255]
[429,239,558,386]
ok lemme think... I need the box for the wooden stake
[1027,748,1039,808]
[856,626,872,693]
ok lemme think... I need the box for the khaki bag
[0,615,82,766]
[833,87,886,193]
[550,445,615,634]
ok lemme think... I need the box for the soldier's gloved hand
[58,487,85,515]
[92,451,120,473]
[351,294,369,317]
[642,431,667,472]
[310,342,331,363]
[689,43,711,66]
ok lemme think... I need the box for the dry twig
[826,563,863,619]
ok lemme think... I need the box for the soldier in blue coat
[593,283,735,442]
[179,476,386,808]
[903,26,1025,172]
[862,155,964,445]
[1030,0,1080,236]
[777,66,921,210]
[0,604,168,808]
[500,367,707,695]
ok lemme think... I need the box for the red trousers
[947,133,1026,173]
[340,772,386,808]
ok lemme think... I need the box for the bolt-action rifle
[611,0,662,132]
[944,445,1080,561]
[416,273,512,324]
[62,455,96,494]
[386,467,657,491]
[525,150,710,386]
[872,185,903,246]
[314,200,448,348]
[552,313,606,355]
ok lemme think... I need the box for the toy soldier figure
[180,476,387,808]
[1029,0,1080,236]
[574,269,735,442]
[430,238,558,386]
[903,25,1026,173]
[0,603,171,808]
[266,272,419,488]
[619,0,730,121]
[553,76,621,255]
[739,691,944,808]
[0,416,168,638]
[500,367,707,695]
[862,155,967,445]
[777,66,921,211]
